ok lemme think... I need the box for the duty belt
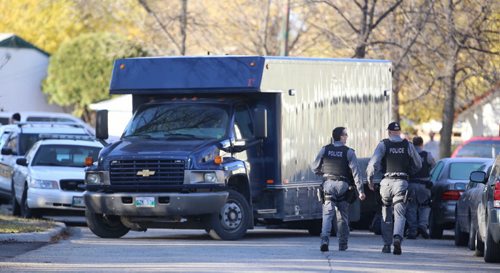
[324,175,348,181]
[384,173,409,180]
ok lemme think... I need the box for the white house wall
[0,47,62,112]
[458,93,500,139]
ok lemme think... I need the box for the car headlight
[85,172,102,185]
[29,179,58,189]
[204,172,218,183]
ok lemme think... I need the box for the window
[430,161,444,182]
[234,106,254,140]
[32,145,101,167]
[448,162,485,180]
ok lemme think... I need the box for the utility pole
[280,0,290,56]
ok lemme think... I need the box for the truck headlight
[29,178,58,189]
[204,172,218,183]
[86,172,102,185]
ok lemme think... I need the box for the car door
[0,129,13,194]
[12,142,38,202]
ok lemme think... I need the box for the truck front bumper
[84,191,229,217]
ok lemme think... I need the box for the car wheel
[429,211,443,239]
[468,220,476,251]
[208,190,251,240]
[454,215,468,246]
[20,187,39,218]
[484,218,500,263]
[475,230,484,257]
[10,183,20,216]
[85,210,130,238]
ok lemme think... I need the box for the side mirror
[96,110,109,140]
[253,106,267,139]
[1,147,12,155]
[16,158,28,166]
[470,171,487,184]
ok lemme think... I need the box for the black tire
[85,210,130,238]
[20,187,39,219]
[454,218,468,246]
[484,219,500,263]
[307,219,322,236]
[475,230,484,257]
[208,190,251,240]
[429,212,443,239]
[11,184,20,216]
[468,220,476,251]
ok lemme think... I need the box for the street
[1,226,499,273]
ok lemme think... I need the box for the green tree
[42,33,148,120]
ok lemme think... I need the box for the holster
[345,186,358,204]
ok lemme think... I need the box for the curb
[0,222,67,243]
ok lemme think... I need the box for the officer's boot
[320,236,329,252]
[418,227,429,239]
[393,235,402,255]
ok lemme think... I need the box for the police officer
[406,136,436,239]
[311,127,365,252]
[366,122,422,255]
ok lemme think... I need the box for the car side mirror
[1,147,12,155]
[16,158,28,166]
[253,106,267,139]
[95,110,109,140]
[469,171,487,184]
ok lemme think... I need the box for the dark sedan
[454,159,494,248]
[471,155,500,263]
[429,157,491,239]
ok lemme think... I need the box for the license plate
[72,196,85,208]
[135,197,156,208]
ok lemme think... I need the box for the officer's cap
[387,122,401,131]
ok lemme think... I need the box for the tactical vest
[321,144,350,178]
[413,150,431,179]
[382,139,410,174]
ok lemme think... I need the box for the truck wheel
[307,220,322,236]
[85,210,130,238]
[475,230,484,257]
[484,219,500,263]
[20,187,39,218]
[11,184,21,216]
[208,190,251,240]
[429,212,443,239]
[454,218,468,246]
[468,221,476,251]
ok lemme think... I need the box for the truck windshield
[123,104,229,140]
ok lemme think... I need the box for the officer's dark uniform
[406,144,436,239]
[312,139,364,252]
[366,122,422,255]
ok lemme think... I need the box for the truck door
[233,105,264,197]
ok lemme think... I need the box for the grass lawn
[0,214,56,233]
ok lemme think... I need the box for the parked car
[11,137,103,218]
[454,159,494,248]
[451,136,500,158]
[0,111,94,135]
[469,155,500,263]
[429,157,491,239]
[0,123,93,202]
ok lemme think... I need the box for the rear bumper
[488,208,500,243]
[435,200,457,226]
[84,191,229,216]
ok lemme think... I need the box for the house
[455,84,500,140]
[0,33,63,113]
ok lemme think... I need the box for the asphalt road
[1,227,499,273]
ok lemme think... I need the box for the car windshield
[123,104,229,140]
[455,141,500,158]
[19,134,88,155]
[448,162,486,180]
[32,144,101,167]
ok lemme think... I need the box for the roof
[0,33,49,56]
[37,138,103,148]
[1,123,90,134]
[455,83,500,118]
[109,55,390,94]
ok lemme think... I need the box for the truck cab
[84,56,392,240]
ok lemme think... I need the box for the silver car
[429,157,492,239]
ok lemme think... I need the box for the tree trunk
[392,69,401,122]
[180,0,188,55]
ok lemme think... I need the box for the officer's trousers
[379,178,408,245]
[321,179,349,246]
[406,182,431,234]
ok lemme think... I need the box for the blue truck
[83,56,391,240]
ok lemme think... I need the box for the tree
[42,33,148,121]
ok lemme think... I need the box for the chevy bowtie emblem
[137,169,156,177]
